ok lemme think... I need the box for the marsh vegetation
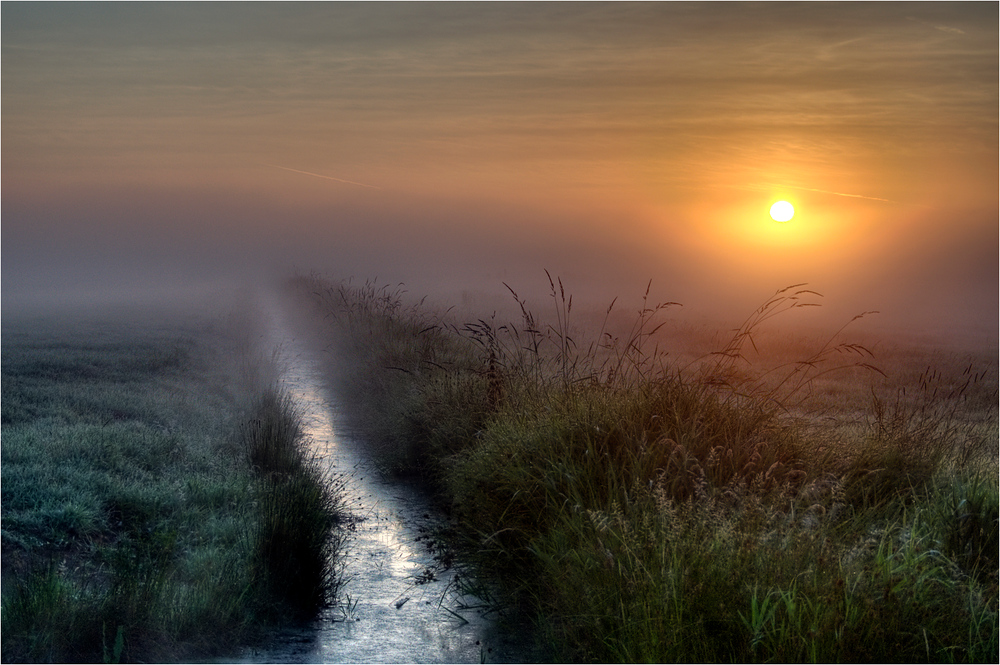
[1,302,343,662]
[288,273,998,663]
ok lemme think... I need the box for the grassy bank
[289,273,998,663]
[1,299,343,662]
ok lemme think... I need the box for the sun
[769,200,794,222]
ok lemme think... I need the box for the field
[2,277,995,663]
[287,273,998,663]
[0,299,342,663]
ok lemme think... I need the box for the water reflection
[229,301,537,664]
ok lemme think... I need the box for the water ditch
[228,301,541,663]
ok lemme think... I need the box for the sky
[2,2,997,344]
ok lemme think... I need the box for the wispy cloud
[262,164,380,189]
[906,16,966,36]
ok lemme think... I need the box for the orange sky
[3,2,997,343]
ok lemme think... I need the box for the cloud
[906,16,966,36]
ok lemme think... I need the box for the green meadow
[1,301,342,663]
[288,273,998,663]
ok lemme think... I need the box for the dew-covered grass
[1,300,343,663]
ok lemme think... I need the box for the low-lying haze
[3,2,997,346]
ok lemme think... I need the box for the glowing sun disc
[769,200,795,222]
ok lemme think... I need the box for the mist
[4,181,995,350]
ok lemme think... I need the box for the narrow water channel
[230,299,539,664]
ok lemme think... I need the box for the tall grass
[243,389,344,619]
[289,272,997,663]
[1,302,343,662]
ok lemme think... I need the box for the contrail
[774,184,893,203]
[263,163,380,189]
